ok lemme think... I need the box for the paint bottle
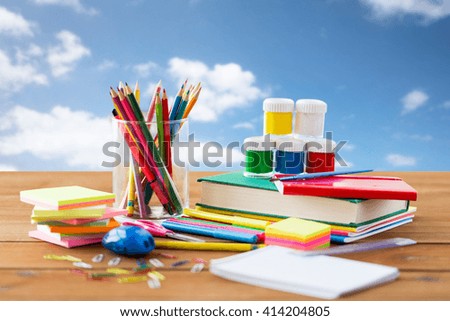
[275,138,306,175]
[263,98,295,136]
[243,135,275,178]
[294,99,327,138]
[305,138,336,173]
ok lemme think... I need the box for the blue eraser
[102,225,155,256]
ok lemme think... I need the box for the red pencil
[146,80,162,122]
[162,89,172,175]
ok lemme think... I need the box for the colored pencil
[183,208,270,230]
[155,92,165,168]
[145,80,162,122]
[124,84,183,214]
[110,88,172,213]
[169,80,185,121]
[155,240,265,251]
[131,156,148,218]
[162,89,172,175]
[183,86,201,119]
[126,81,140,216]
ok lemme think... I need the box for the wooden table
[0,171,449,300]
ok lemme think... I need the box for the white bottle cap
[275,138,306,152]
[306,138,336,153]
[296,99,327,114]
[243,135,276,151]
[263,98,294,113]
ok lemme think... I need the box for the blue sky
[0,0,449,171]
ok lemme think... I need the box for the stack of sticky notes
[20,186,127,248]
[264,218,331,250]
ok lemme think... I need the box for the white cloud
[0,6,34,37]
[97,59,117,71]
[167,57,267,121]
[443,100,450,109]
[0,164,17,171]
[47,30,91,77]
[360,0,450,23]
[233,122,255,130]
[32,0,98,15]
[0,49,48,93]
[132,61,158,78]
[401,89,429,115]
[386,153,417,166]
[0,105,112,169]
[15,44,44,64]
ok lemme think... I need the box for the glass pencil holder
[110,117,189,219]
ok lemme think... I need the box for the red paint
[306,151,335,173]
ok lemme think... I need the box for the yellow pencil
[190,82,201,99]
[183,87,201,118]
[183,208,270,230]
[125,81,140,215]
[155,240,265,251]
[195,205,283,222]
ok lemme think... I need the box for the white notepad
[210,245,399,299]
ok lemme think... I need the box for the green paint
[245,150,273,174]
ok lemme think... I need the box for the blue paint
[275,150,305,174]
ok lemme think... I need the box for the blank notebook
[210,245,399,299]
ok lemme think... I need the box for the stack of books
[196,172,417,243]
[20,186,127,248]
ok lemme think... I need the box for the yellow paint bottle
[263,98,294,136]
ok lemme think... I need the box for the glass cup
[110,117,189,219]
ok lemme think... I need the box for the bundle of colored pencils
[110,80,201,218]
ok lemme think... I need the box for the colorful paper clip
[92,254,104,263]
[44,254,81,262]
[106,268,130,275]
[158,252,177,259]
[193,258,208,264]
[171,260,189,267]
[149,258,164,268]
[148,271,166,281]
[147,275,161,289]
[190,263,205,273]
[117,275,148,284]
[108,257,122,267]
[73,261,93,269]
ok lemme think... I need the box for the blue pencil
[161,221,258,244]
[169,82,185,122]
[270,169,374,182]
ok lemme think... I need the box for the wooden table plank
[1,243,449,271]
[1,270,449,301]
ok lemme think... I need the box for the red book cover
[273,175,418,201]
